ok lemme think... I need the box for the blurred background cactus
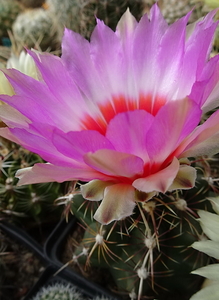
[0,0,22,46]
[15,0,46,9]
[46,0,146,39]
[12,7,62,52]
[0,0,216,53]
[158,0,205,24]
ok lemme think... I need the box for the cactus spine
[55,162,216,300]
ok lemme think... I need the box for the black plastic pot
[44,216,77,267]
[44,216,119,299]
[0,218,120,300]
[0,221,47,264]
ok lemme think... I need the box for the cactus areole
[1,4,219,224]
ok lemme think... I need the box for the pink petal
[62,28,126,124]
[61,29,107,104]
[90,19,124,96]
[133,5,193,101]
[16,163,111,186]
[93,183,136,224]
[115,10,138,99]
[190,55,219,112]
[52,128,114,162]
[5,127,74,166]
[0,103,30,128]
[177,13,219,99]
[28,51,88,115]
[133,157,179,193]
[84,149,144,178]
[0,127,23,145]
[179,109,219,158]
[133,4,168,94]
[61,28,93,87]
[0,90,75,133]
[153,12,191,98]
[1,69,82,132]
[146,97,201,163]
[106,110,154,162]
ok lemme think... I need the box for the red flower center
[81,93,166,135]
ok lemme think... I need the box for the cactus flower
[1,5,219,224]
[0,51,39,96]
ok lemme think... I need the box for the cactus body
[12,8,62,51]
[0,0,21,41]
[31,282,83,300]
[159,0,204,23]
[15,0,46,9]
[60,166,215,300]
[46,0,145,38]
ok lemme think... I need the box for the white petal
[191,240,219,259]
[81,180,114,201]
[94,183,136,225]
[198,210,219,242]
[168,164,196,190]
[192,264,219,281]
[190,283,219,300]
[207,196,219,214]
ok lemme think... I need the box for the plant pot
[0,221,47,264]
[0,221,47,300]
[0,218,119,300]
[44,216,119,299]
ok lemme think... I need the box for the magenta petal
[190,55,219,112]
[0,103,30,128]
[178,18,219,99]
[0,93,56,127]
[106,110,154,162]
[133,4,168,93]
[146,97,202,163]
[84,149,144,178]
[89,18,124,95]
[28,51,87,111]
[154,12,191,97]
[1,69,82,132]
[62,28,91,82]
[94,183,136,224]
[0,127,23,145]
[16,163,111,186]
[6,127,74,166]
[0,92,75,133]
[179,109,219,158]
[61,29,104,102]
[115,10,138,98]
[133,157,180,193]
[52,128,114,162]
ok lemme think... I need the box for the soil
[0,229,44,300]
